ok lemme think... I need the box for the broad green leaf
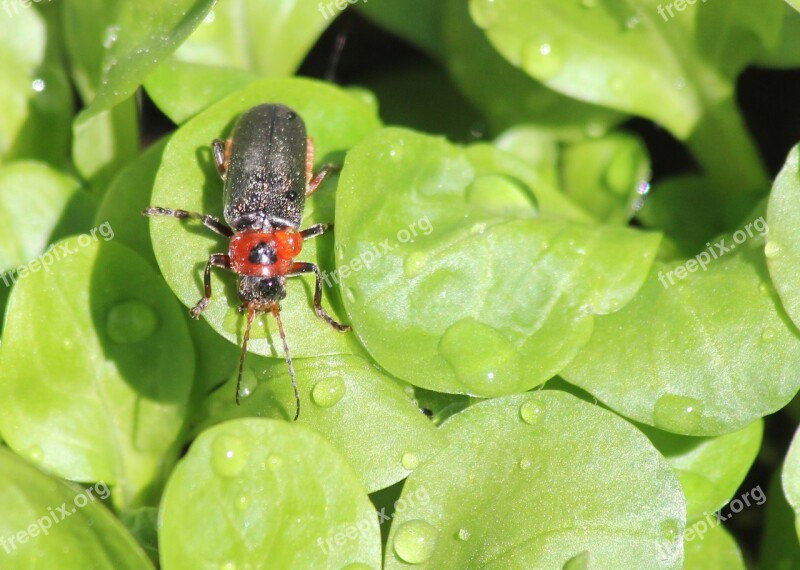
[196,353,446,493]
[767,145,800,329]
[71,97,140,194]
[493,126,561,190]
[336,127,659,397]
[560,132,651,224]
[641,420,763,522]
[763,469,800,569]
[789,0,800,13]
[0,7,72,166]
[0,448,153,569]
[383,391,685,569]
[0,238,194,509]
[0,162,93,274]
[784,424,800,540]
[470,0,775,215]
[757,4,800,68]
[563,230,800,436]
[144,60,257,124]
[442,0,623,136]
[159,418,381,568]
[149,77,382,358]
[62,0,215,116]
[95,138,169,268]
[682,524,745,570]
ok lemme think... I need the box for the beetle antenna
[236,304,257,405]
[271,305,299,420]
[325,31,347,83]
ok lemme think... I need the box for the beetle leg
[287,261,350,332]
[213,138,233,179]
[191,253,231,318]
[300,223,332,240]
[307,164,340,196]
[142,207,233,237]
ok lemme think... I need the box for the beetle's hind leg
[213,138,233,179]
[142,207,233,237]
[305,137,340,196]
[287,261,350,332]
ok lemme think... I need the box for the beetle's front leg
[142,207,233,237]
[191,253,232,318]
[287,261,350,332]
[300,223,332,240]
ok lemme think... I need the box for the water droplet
[236,495,249,511]
[103,25,121,49]
[312,377,346,408]
[238,368,258,400]
[519,458,532,470]
[106,301,158,344]
[521,40,565,80]
[519,400,544,425]
[660,518,681,542]
[762,328,776,342]
[469,222,488,235]
[765,242,781,259]
[470,0,498,28]
[388,145,404,161]
[438,318,521,396]
[457,528,472,541]
[28,446,43,462]
[401,452,419,470]
[210,435,249,478]
[625,15,641,29]
[203,10,216,24]
[465,174,537,217]
[344,287,357,303]
[267,454,283,470]
[404,385,416,398]
[404,252,429,278]
[759,283,771,296]
[653,394,703,434]
[393,520,438,564]
[31,79,46,92]
[673,77,686,90]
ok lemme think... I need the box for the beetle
[143,103,350,420]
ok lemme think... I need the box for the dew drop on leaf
[518,457,532,470]
[312,377,346,408]
[470,0,499,28]
[27,445,43,463]
[519,400,544,425]
[521,40,565,80]
[652,394,703,433]
[105,300,158,344]
[762,328,776,342]
[401,452,419,470]
[404,251,429,278]
[210,435,249,478]
[438,318,521,395]
[764,241,781,259]
[457,528,472,541]
[235,494,249,511]
[393,519,439,564]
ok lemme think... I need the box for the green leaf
[470,0,776,217]
[767,145,800,329]
[95,137,170,268]
[762,468,800,570]
[682,524,745,570]
[788,0,800,13]
[144,60,257,124]
[336,127,659,397]
[71,97,140,194]
[0,448,153,569]
[159,418,381,568]
[641,420,763,522]
[560,132,651,224]
[383,391,685,568]
[0,238,194,508]
[62,0,215,116]
[149,77,382,358]
[0,7,72,166]
[563,233,800,435]
[784,424,800,540]
[196,353,446,493]
[756,4,800,68]
[0,161,93,274]
[442,0,623,136]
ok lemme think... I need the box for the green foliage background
[2,0,800,568]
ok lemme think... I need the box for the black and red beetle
[144,103,350,420]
